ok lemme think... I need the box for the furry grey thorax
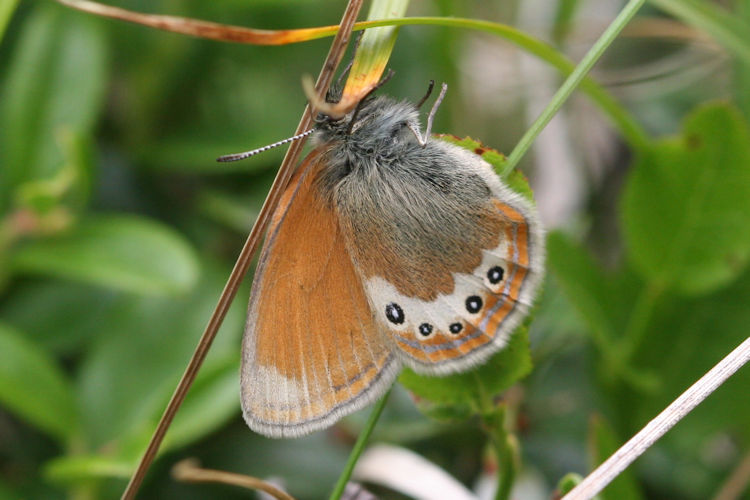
[312,95,422,191]
[309,94,499,298]
[311,95,489,199]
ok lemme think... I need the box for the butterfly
[235,82,544,438]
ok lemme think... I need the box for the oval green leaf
[43,455,132,483]
[75,260,245,453]
[622,102,750,294]
[399,327,532,420]
[10,215,199,295]
[0,3,107,209]
[0,323,77,442]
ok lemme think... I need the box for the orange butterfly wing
[241,152,398,438]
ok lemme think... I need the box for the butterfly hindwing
[241,152,398,438]
[338,141,544,375]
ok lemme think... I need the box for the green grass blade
[354,16,648,152]
[328,390,391,500]
[0,0,20,41]
[346,0,409,94]
[504,0,647,173]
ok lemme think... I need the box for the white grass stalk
[563,336,750,500]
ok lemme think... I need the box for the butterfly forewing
[241,152,398,438]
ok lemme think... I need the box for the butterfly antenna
[334,31,363,88]
[408,82,447,147]
[416,80,435,109]
[346,69,396,135]
[335,60,354,89]
[216,129,315,162]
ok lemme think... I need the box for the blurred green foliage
[1,1,749,499]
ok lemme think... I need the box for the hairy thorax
[314,140,504,302]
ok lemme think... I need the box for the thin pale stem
[119,1,365,497]
[562,336,750,500]
[328,390,392,500]
[712,449,750,500]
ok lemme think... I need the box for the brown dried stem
[119,1,365,498]
[172,459,296,500]
[56,0,337,44]
[712,449,750,500]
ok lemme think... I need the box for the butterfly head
[313,96,423,155]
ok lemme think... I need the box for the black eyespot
[418,323,433,336]
[449,322,463,334]
[487,266,505,284]
[466,295,483,314]
[385,303,405,325]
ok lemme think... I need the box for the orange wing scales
[242,155,398,438]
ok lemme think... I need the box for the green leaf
[588,415,645,500]
[548,233,661,390]
[10,214,199,296]
[346,0,408,94]
[162,356,240,453]
[621,266,750,442]
[14,129,95,213]
[399,327,532,421]
[75,260,246,455]
[436,134,534,200]
[556,473,585,497]
[0,0,20,42]
[0,323,77,442]
[43,455,132,483]
[622,102,750,294]
[548,232,622,344]
[0,281,120,356]
[0,3,107,210]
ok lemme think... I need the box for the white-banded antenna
[408,82,448,147]
[216,129,315,162]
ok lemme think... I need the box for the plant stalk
[328,390,391,500]
[503,0,648,174]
